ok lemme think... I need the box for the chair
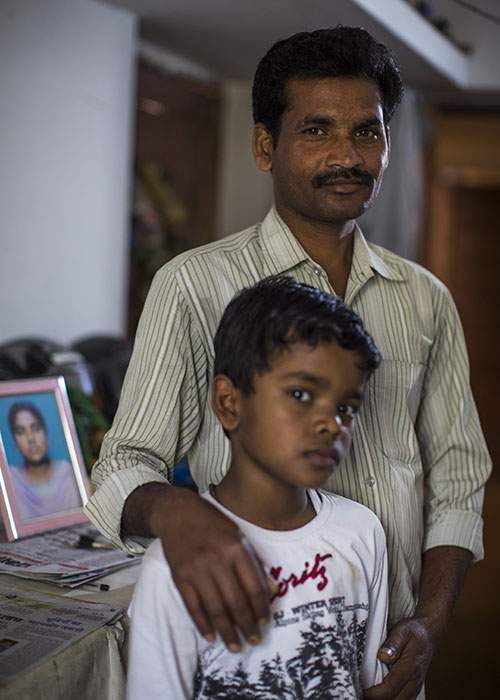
[71,336,132,421]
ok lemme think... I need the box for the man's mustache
[312,167,374,189]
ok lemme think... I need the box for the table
[0,568,139,700]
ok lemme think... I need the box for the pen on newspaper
[82,581,111,591]
[76,534,115,550]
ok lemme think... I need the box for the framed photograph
[0,377,90,541]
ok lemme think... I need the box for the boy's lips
[304,447,339,469]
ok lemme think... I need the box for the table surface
[0,566,140,700]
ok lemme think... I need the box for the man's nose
[325,136,363,170]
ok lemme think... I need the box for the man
[86,27,491,699]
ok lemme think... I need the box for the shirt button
[313,267,322,276]
[365,476,376,487]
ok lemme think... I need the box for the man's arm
[367,283,490,699]
[364,545,471,699]
[85,267,270,648]
[122,482,270,650]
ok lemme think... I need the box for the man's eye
[356,129,378,140]
[289,389,312,403]
[303,127,326,136]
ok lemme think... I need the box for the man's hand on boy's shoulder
[363,616,434,699]
[148,485,271,651]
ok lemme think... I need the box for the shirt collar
[351,225,405,283]
[259,207,405,283]
[259,207,310,277]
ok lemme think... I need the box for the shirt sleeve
[418,283,492,561]
[84,266,209,552]
[127,542,200,700]
[361,521,388,688]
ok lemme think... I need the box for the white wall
[0,0,137,344]
[215,81,273,239]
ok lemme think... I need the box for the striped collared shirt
[86,207,491,627]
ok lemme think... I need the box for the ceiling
[106,0,500,100]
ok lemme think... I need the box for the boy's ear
[211,375,241,433]
[252,123,274,173]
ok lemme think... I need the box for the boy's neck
[212,467,317,531]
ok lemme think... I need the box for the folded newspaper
[0,581,122,678]
[0,524,140,587]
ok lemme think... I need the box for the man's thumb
[377,623,409,664]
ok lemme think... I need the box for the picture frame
[0,377,90,541]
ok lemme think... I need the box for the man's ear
[211,375,241,433]
[385,124,391,158]
[252,123,274,173]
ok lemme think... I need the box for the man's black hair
[252,26,403,142]
[213,276,380,394]
[8,402,47,437]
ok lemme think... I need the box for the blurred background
[0,1,499,694]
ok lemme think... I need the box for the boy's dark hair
[252,26,403,142]
[8,401,47,436]
[213,276,380,394]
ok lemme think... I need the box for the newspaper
[0,524,141,587]
[0,581,122,678]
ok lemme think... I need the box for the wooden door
[128,61,221,335]
[424,111,500,698]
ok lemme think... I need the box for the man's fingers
[393,678,421,700]
[234,539,271,625]
[399,684,421,700]
[377,622,411,663]
[365,676,419,700]
[193,573,243,651]
[179,581,215,642]
[214,565,263,647]
[161,494,269,650]
[366,625,426,700]
[378,642,399,664]
[363,669,408,700]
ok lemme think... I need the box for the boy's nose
[317,414,342,435]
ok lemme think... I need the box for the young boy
[127,276,388,699]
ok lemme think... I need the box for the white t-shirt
[127,490,388,699]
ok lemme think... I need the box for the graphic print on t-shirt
[270,552,333,600]
[193,595,368,699]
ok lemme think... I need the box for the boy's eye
[289,389,312,403]
[337,404,358,421]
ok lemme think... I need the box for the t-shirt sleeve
[85,266,209,552]
[127,541,200,700]
[361,519,389,688]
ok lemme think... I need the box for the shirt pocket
[360,358,427,465]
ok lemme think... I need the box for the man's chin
[312,193,374,223]
[314,203,369,225]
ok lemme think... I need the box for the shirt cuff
[84,467,168,554]
[423,509,484,562]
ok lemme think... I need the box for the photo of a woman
[7,401,82,521]
[1,378,90,540]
